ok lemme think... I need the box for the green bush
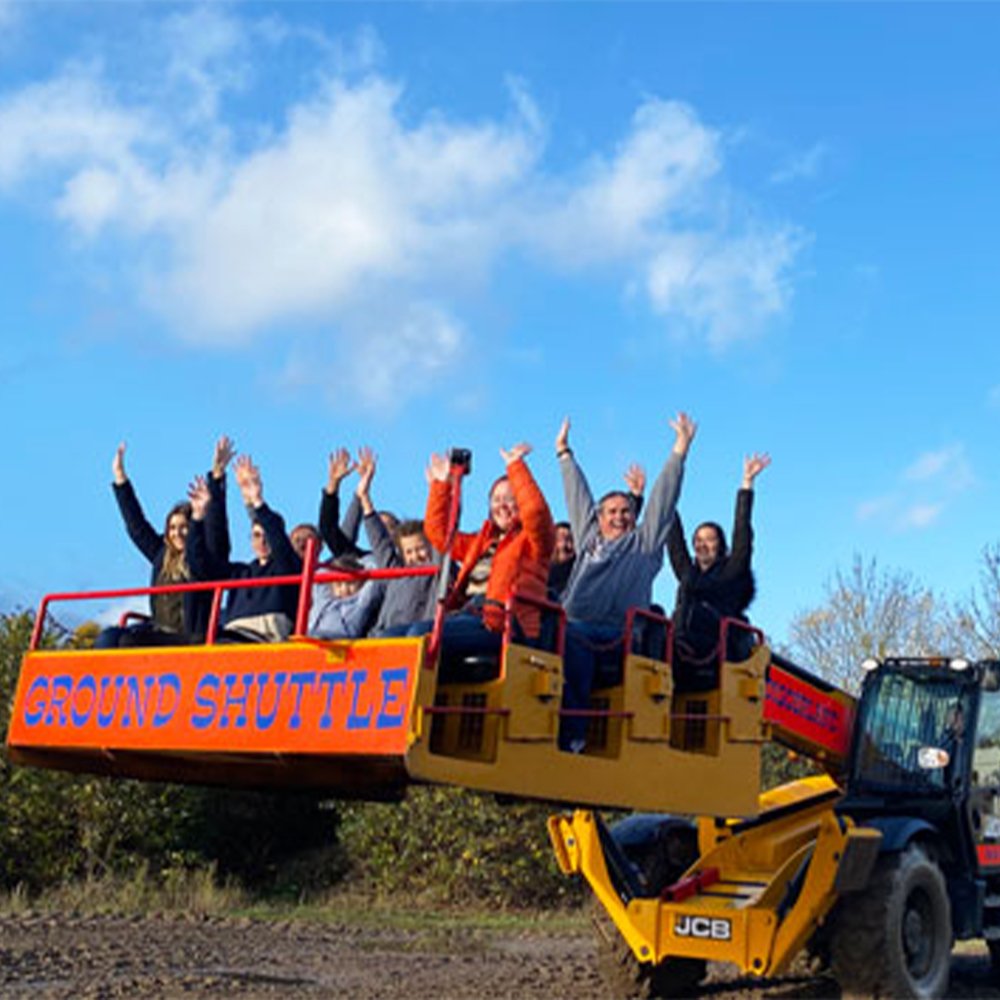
[339,785,584,908]
[0,611,339,897]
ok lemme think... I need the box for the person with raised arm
[309,447,385,639]
[409,443,555,659]
[95,437,234,648]
[548,463,646,602]
[556,413,696,750]
[186,454,301,643]
[319,447,400,561]
[667,452,770,666]
[353,446,437,636]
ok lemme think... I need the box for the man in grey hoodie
[556,412,696,749]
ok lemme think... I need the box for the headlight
[949,657,970,672]
[860,657,880,673]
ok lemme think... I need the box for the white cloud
[898,503,944,530]
[856,495,894,523]
[645,226,802,349]
[903,444,974,491]
[770,142,828,185]
[857,443,974,532]
[0,12,806,405]
[0,67,151,188]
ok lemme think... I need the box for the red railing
[29,539,438,651]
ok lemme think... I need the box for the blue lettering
[152,674,181,728]
[70,675,97,727]
[376,668,409,730]
[23,677,48,726]
[219,673,254,730]
[97,676,124,727]
[318,671,348,730]
[121,676,156,727]
[288,672,316,730]
[254,671,287,730]
[46,675,73,726]
[347,670,372,731]
[192,674,220,729]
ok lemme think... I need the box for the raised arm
[206,434,235,561]
[237,455,301,573]
[556,417,597,543]
[357,448,400,569]
[185,475,229,581]
[728,452,770,572]
[666,511,692,581]
[624,462,646,519]
[319,448,358,557]
[110,442,162,562]
[636,412,696,553]
[500,443,555,558]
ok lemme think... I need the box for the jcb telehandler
[6,450,998,998]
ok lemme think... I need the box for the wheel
[591,820,706,998]
[989,938,1000,980]
[829,843,951,999]
[592,901,707,999]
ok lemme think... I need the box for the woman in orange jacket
[412,443,555,655]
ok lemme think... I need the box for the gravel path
[0,912,995,999]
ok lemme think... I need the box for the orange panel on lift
[7,639,425,759]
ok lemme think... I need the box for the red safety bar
[426,457,469,667]
[117,611,151,628]
[503,591,567,657]
[29,560,439,651]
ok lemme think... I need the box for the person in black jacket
[667,452,770,670]
[187,454,302,642]
[95,437,234,647]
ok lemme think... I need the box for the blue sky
[2,2,999,647]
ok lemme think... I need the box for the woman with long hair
[95,438,233,647]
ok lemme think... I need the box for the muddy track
[0,913,996,999]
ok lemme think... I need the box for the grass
[0,870,589,936]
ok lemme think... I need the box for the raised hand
[326,447,355,493]
[555,417,571,455]
[235,454,263,507]
[426,453,450,483]
[212,435,236,479]
[624,463,646,497]
[743,452,772,488]
[187,475,211,520]
[500,442,533,466]
[669,412,698,456]
[356,446,377,498]
[112,442,127,485]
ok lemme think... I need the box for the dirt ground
[0,912,997,999]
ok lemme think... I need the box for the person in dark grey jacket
[354,447,437,636]
[555,413,696,750]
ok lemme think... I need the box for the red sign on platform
[7,639,424,758]
[763,664,854,760]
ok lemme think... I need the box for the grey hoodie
[559,450,685,629]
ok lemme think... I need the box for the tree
[949,544,1000,658]
[786,555,947,692]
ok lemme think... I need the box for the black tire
[592,821,706,998]
[830,843,951,999]
[592,901,707,999]
[988,938,1000,981]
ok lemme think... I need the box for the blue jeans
[407,612,502,659]
[560,621,623,750]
